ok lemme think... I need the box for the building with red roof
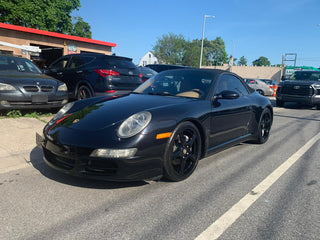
[0,23,117,67]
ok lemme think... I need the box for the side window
[51,58,68,70]
[216,74,249,96]
[69,56,95,69]
[69,56,85,69]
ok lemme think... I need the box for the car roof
[64,53,133,61]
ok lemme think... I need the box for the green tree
[203,37,228,66]
[153,33,187,64]
[182,39,201,67]
[238,56,247,66]
[153,34,229,67]
[0,0,91,38]
[71,16,92,38]
[252,56,271,66]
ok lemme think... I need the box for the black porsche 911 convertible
[36,69,273,182]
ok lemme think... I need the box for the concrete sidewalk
[0,117,50,173]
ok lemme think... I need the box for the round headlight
[117,111,152,138]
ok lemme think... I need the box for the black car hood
[0,71,60,86]
[58,94,198,131]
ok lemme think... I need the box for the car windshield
[0,55,41,73]
[289,72,320,81]
[133,70,214,100]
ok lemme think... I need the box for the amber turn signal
[156,132,172,139]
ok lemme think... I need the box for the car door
[209,74,254,148]
[64,55,90,93]
[46,56,69,81]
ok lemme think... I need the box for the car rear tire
[163,122,201,182]
[317,105,320,110]
[276,99,284,107]
[253,108,272,144]
[77,85,92,100]
[256,89,264,95]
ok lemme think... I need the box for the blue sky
[75,0,320,67]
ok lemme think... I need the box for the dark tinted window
[105,58,136,69]
[290,71,320,81]
[69,56,95,69]
[50,58,68,70]
[216,74,249,96]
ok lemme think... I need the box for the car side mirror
[221,90,240,99]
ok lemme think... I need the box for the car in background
[45,53,143,100]
[137,66,157,82]
[37,69,273,182]
[145,64,193,73]
[245,78,274,96]
[276,71,320,109]
[261,79,278,96]
[0,54,68,109]
[261,79,278,88]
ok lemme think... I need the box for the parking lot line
[195,131,320,240]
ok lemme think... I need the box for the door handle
[57,72,63,76]
[76,70,83,74]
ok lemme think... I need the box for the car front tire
[253,108,272,144]
[163,122,201,182]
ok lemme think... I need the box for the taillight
[106,90,116,93]
[139,73,143,78]
[269,86,273,89]
[95,69,120,77]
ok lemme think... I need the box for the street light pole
[199,15,215,68]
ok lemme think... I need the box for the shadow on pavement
[29,147,149,189]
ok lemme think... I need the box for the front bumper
[276,94,320,105]
[0,91,68,109]
[36,133,164,181]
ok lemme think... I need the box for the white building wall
[139,51,158,66]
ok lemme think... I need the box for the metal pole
[199,16,206,68]
[199,15,215,68]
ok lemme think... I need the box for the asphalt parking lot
[0,97,277,174]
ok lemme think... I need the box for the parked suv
[45,53,143,100]
[276,71,320,109]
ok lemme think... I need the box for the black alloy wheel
[163,122,201,181]
[254,108,272,144]
[77,85,92,100]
